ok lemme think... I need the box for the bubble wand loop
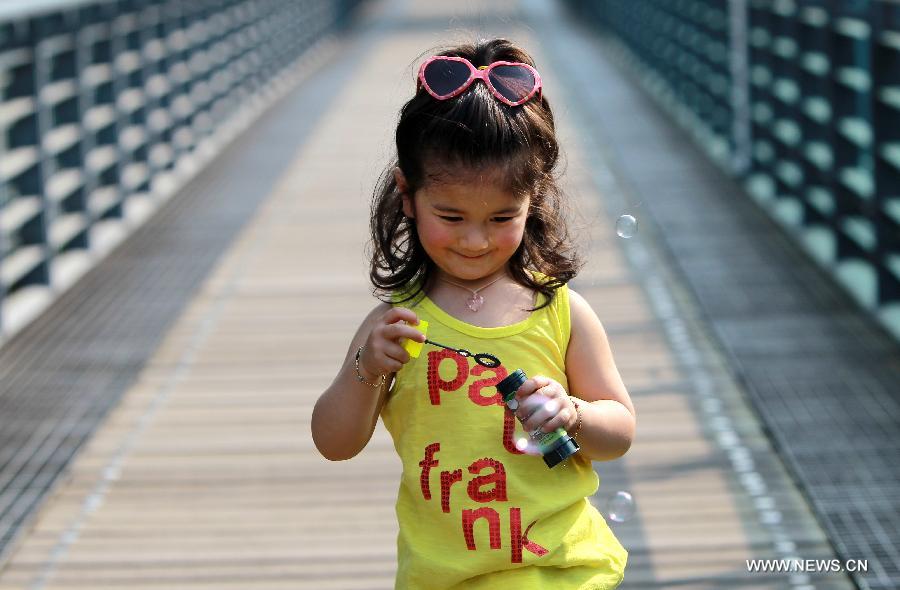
[423,338,501,368]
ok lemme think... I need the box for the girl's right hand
[359,307,425,378]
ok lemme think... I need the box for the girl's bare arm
[564,290,636,462]
[311,304,423,461]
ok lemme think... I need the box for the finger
[534,382,566,401]
[531,375,551,388]
[513,378,541,402]
[532,377,562,398]
[518,393,557,429]
[513,378,564,417]
[386,307,419,326]
[373,346,407,372]
[515,390,549,419]
[386,322,426,343]
[383,342,411,365]
[526,421,552,438]
[359,347,391,377]
[536,409,572,434]
[522,403,555,433]
[366,338,407,367]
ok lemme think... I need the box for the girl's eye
[439,216,462,222]
[492,217,514,223]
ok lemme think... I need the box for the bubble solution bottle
[497,369,580,468]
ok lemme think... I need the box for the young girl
[311,38,635,589]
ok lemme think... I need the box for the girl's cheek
[498,225,526,249]
[428,224,455,246]
[417,219,455,247]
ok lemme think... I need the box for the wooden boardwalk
[0,1,857,589]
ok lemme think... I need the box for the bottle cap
[496,369,527,402]
[543,436,580,468]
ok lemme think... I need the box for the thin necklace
[438,274,505,312]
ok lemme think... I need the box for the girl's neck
[430,267,510,292]
[422,267,537,328]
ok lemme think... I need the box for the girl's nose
[461,226,490,251]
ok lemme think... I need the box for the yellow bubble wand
[402,321,501,368]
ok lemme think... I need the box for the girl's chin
[438,265,505,283]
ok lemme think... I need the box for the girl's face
[396,167,530,285]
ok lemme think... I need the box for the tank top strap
[533,270,571,359]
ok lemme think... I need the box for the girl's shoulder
[389,278,428,308]
[528,269,570,306]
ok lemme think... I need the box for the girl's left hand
[511,375,577,437]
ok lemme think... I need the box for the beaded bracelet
[355,345,385,388]
[570,399,584,439]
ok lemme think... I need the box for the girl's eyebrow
[432,204,522,214]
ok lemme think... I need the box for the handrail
[0,0,363,339]
[566,0,900,342]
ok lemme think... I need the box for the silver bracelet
[355,345,385,388]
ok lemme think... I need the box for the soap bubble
[515,437,540,456]
[605,491,636,523]
[84,494,105,513]
[615,215,638,238]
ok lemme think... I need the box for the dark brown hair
[368,38,582,310]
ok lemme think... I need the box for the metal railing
[566,0,900,342]
[0,0,359,339]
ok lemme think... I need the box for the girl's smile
[458,251,489,259]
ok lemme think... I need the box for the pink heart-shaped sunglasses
[417,55,543,107]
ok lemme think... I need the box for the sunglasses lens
[488,65,536,103]
[423,59,471,97]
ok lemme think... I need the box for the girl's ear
[394,167,415,219]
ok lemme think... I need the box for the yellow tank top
[381,274,627,589]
